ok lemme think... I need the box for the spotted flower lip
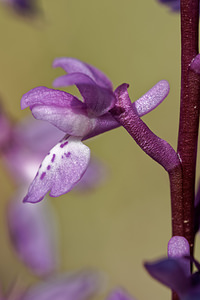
[22,135,91,203]
[21,58,170,203]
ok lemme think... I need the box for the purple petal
[21,86,83,110]
[168,236,190,276]
[21,87,94,136]
[107,289,136,300]
[158,0,180,11]
[168,236,190,257]
[23,136,90,203]
[21,271,100,300]
[85,80,169,139]
[185,288,200,300]
[53,73,116,117]
[7,192,58,276]
[1,0,38,15]
[14,117,64,155]
[53,57,113,90]
[133,80,170,117]
[144,258,190,297]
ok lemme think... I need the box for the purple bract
[144,236,200,300]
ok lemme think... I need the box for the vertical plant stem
[169,165,184,237]
[178,0,200,254]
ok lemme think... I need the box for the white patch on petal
[24,136,90,203]
[32,105,96,137]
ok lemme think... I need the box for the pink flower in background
[0,112,106,276]
[0,271,137,300]
[7,194,58,277]
[1,271,101,300]
[0,114,62,276]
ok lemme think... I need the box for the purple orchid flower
[0,0,37,15]
[106,289,136,300]
[144,236,200,300]
[2,271,100,300]
[21,58,170,204]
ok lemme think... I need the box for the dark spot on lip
[60,141,69,148]
[65,152,71,158]
[40,172,46,180]
[51,154,56,163]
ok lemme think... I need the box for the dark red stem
[177,0,200,254]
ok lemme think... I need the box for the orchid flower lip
[22,136,90,203]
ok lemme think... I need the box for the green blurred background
[0,0,199,299]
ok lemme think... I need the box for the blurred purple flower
[21,57,170,204]
[7,193,58,277]
[144,236,200,300]
[2,271,137,300]
[158,0,200,13]
[0,114,63,276]
[158,0,180,11]
[21,272,100,300]
[194,179,200,233]
[0,112,107,276]
[3,271,100,300]
[0,0,37,15]
[106,289,136,300]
